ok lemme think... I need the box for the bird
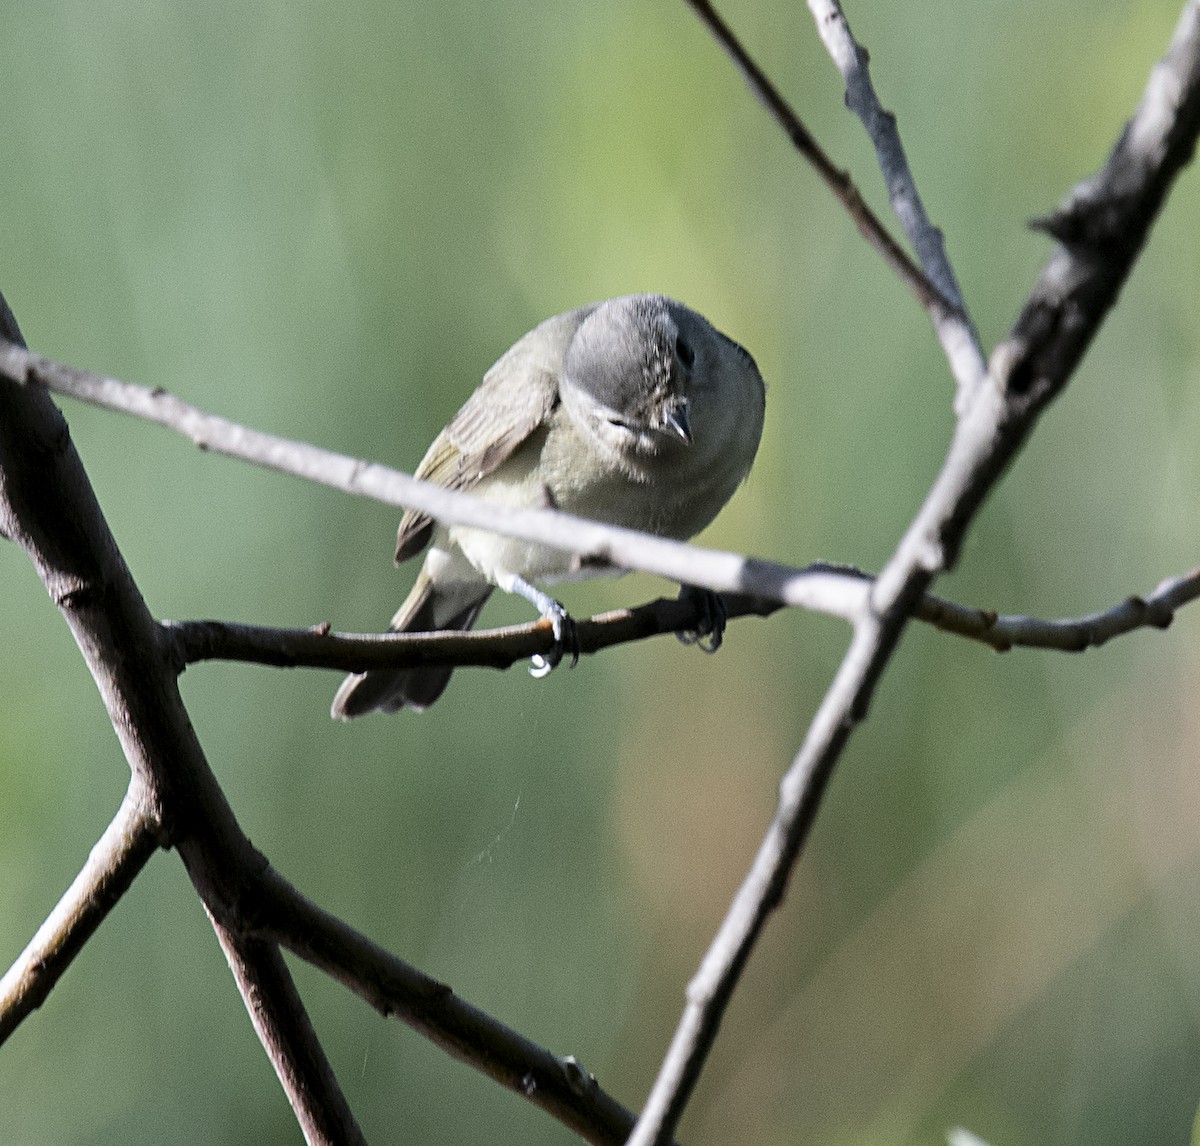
[331,293,765,717]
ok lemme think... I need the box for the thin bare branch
[788,564,1200,654]
[917,567,1200,651]
[249,867,653,1146]
[0,781,162,1045]
[0,340,871,615]
[805,0,987,405]
[165,593,781,674]
[682,0,962,328]
[213,923,367,1146]
[629,5,1200,1142]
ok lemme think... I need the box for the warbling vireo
[332,293,765,717]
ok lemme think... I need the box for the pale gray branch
[806,0,987,405]
[0,339,866,618]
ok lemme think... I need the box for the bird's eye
[675,336,695,369]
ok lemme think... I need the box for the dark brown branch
[248,868,655,1146]
[164,593,782,674]
[213,923,367,1146]
[0,550,1159,1091]
[0,781,162,1045]
[0,300,365,1139]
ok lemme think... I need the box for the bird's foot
[530,601,580,678]
[497,572,580,678]
[675,585,726,654]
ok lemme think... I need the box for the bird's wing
[394,308,591,564]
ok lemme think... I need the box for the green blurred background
[2,1,1199,1142]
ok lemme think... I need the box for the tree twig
[247,867,655,1146]
[164,592,783,674]
[212,923,368,1146]
[804,0,987,405]
[916,567,1200,651]
[0,781,162,1045]
[42,335,1183,656]
[628,4,1200,1142]
[682,0,965,333]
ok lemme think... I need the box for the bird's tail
[331,568,491,718]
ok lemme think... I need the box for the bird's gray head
[562,294,699,453]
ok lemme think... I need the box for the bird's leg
[496,573,580,678]
[675,584,726,654]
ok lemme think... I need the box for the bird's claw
[675,585,726,654]
[530,602,580,678]
[494,572,580,680]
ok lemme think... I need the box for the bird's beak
[663,400,692,444]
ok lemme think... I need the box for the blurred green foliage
[2,1,1200,1142]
